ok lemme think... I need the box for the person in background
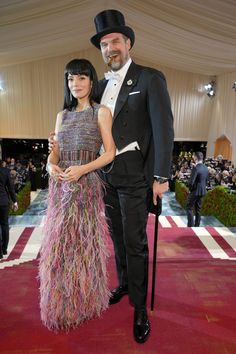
[8,158,16,170]
[90,9,174,343]
[28,160,37,191]
[186,151,209,227]
[40,159,48,189]
[232,169,236,190]
[0,160,18,258]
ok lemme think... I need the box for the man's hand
[152,180,169,205]
[48,132,58,153]
[13,202,18,211]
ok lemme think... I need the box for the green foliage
[9,182,31,215]
[175,180,236,227]
[201,186,236,227]
[175,180,189,209]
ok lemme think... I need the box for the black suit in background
[0,166,17,256]
[186,163,209,227]
[99,61,174,309]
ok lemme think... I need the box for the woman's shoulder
[55,110,68,133]
[97,104,111,116]
[57,109,67,118]
[57,109,72,121]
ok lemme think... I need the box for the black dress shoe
[3,250,7,255]
[109,285,128,305]
[133,308,150,343]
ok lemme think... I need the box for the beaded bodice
[57,104,102,168]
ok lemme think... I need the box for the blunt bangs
[65,60,92,79]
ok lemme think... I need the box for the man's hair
[194,151,204,161]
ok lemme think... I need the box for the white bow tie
[104,71,122,81]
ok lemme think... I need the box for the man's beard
[109,60,123,71]
[105,52,129,71]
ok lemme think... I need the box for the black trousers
[186,192,202,227]
[0,205,10,253]
[102,151,150,309]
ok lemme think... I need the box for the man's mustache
[106,52,119,64]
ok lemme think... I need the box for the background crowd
[0,156,48,192]
[170,153,236,192]
[2,153,236,194]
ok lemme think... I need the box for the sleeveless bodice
[39,103,110,331]
[57,103,102,168]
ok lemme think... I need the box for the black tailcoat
[99,61,174,186]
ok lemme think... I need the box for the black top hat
[90,9,135,49]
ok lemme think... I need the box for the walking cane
[150,196,160,311]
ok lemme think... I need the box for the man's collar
[104,58,132,81]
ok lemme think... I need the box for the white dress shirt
[101,58,140,156]
[101,58,132,116]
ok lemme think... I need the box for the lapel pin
[127,79,133,86]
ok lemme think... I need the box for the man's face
[100,32,131,71]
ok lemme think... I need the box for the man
[0,160,18,258]
[90,9,174,343]
[186,152,209,227]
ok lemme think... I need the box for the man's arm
[188,166,197,191]
[147,70,174,179]
[146,70,174,202]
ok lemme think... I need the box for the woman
[39,59,115,331]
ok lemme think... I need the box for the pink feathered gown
[39,104,110,331]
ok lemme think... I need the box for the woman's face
[68,73,92,100]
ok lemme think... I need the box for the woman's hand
[61,165,86,182]
[47,163,64,180]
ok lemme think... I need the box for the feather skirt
[39,172,110,331]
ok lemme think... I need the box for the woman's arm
[47,112,62,165]
[47,112,65,178]
[63,105,115,182]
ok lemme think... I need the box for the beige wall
[0,49,106,139]
[0,48,235,163]
[136,57,214,142]
[206,71,236,163]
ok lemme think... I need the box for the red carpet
[0,216,236,354]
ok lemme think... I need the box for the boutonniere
[126,78,137,87]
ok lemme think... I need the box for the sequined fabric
[39,104,110,331]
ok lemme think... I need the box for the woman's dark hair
[63,58,99,111]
